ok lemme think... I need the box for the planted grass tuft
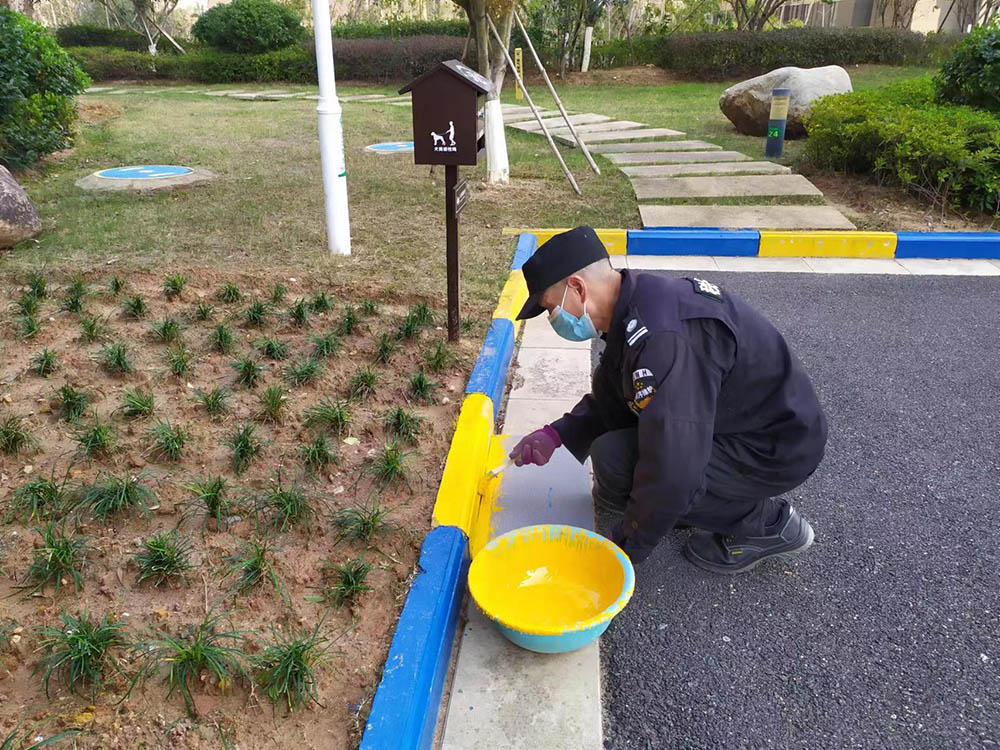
[363,440,410,489]
[231,355,264,389]
[310,291,332,313]
[18,314,40,340]
[424,340,456,373]
[99,341,134,374]
[226,424,262,474]
[108,275,125,296]
[221,540,281,597]
[147,420,190,462]
[303,398,350,435]
[1,725,80,749]
[408,370,437,403]
[333,499,390,543]
[165,343,192,377]
[195,387,229,416]
[121,388,155,418]
[254,622,332,711]
[244,300,269,328]
[76,472,155,521]
[73,414,115,457]
[151,317,182,343]
[256,483,316,532]
[0,415,34,455]
[21,522,89,596]
[135,530,194,586]
[284,357,322,386]
[383,406,423,443]
[396,314,420,341]
[218,282,243,304]
[210,324,235,354]
[360,299,378,316]
[195,302,214,321]
[258,385,286,422]
[269,283,286,304]
[37,609,130,698]
[300,434,334,473]
[163,273,187,300]
[56,384,89,422]
[289,299,310,328]
[15,291,39,317]
[79,314,107,343]
[347,366,378,400]
[310,331,340,359]
[409,302,433,328]
[257,337,289,361]
[373,333,399,364]
[8,476,66,523]
[309,557,373,609]
[181,476,233,531]
[122,295,148,320]
[338,306,359,335]
[32,349,58,377]
[26,272,47,299]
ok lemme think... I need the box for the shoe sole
[684,522,815,575]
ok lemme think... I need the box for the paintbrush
[488,457,512,478]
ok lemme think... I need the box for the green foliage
[221,540,281,595]
[310,331,340,359]
[55,24,146,50]
[121,388,155,418]
[37,609,130,698]
[0,9,90,168]
[244,300,269,327]
[218,282,243,303]
[299,434,333,473]
[255,482,315,531]
[303,398,350,435]
[0,724,80,749]
[75,472,155,520]
[408,370,436,403]
[254,622,331,711]
[658,28,953,80]
[15,291,39,317]
[373,332,399,364]
[284,357,322,386]
[257,336,289,360]
[363,440,410,489]
[0,415,34,455]
[383,406,422,443]
[60,279,86,313]
[333,499,389,543]
[165,343,192,376]
[99,341,134,374]
[136,609,248,718]
[182,476,234,530]
[289,298,310,327]
[26,271,47,298]
[396,314,420,340]
[135,530,194,586]
[193,0,306,53]
[163,273,187,299]
[195,386,230,415]
[108,275,125,295]
[804,78,1000,215]
[269,282,286,303]
[408,302,433,328]
[18,314,40,339]
[195,302,214,321]
[309,291,332,313]
[211,323,236,354]
[231,355,264,388]
[226,424,262,473]
[79,313,107,342]
[347,366,378,400]
[56,384,89,421]
[33,349,58,377]
[308,557,372,608]
[73,414,114,457]
[935,22,1000,111]
[360,299,378,315]
[337,305,358,335]
[122,295,147,319]
[151,316,182,343]
[258,384,286,421]
[21,522,88,595]
[332,18,467,38]
[424,340,455,373]
[147,420,190,462]
[8,475,66,523]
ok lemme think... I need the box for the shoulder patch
[631,368,657,413]
[688,277,723,301]
[623,312,648,347]
[626,319,637,333]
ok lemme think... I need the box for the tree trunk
[581,25,594,72]
[464,0,510,185]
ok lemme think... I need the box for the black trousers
[589,428,814,537]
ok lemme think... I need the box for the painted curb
[508,227,1000,259]
[360,233,537,750]
[360,526,469,750]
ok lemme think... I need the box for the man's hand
[509,425,562,467]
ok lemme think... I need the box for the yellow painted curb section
[432,394,494,535]
[760,231,898,258]
[502,227,628,255]
[493,270,529,322]
[468,435,509,557]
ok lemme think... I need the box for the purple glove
[509,425,562,467]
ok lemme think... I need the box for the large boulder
[719,65,852,139]
[0,166,41,250]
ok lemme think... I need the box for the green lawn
[3,65,934,310]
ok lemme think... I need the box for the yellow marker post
[514,47,524,100]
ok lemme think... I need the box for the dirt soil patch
[0,266,476,749]
[78,101,124,125]
[526,64,678,88]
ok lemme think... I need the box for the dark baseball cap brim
[516,227,609,320]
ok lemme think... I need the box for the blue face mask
[548,283,599,341]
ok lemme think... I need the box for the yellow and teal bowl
[468,524,635,653]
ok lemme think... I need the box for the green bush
[804,78,1000,215]
[1,8,90,169]
[589,35,661,69]
[658,27,957,80]
[69,35,465,84]
[56,24,147,51]
[193,0,306,53]
[935,22,1000,111]
[331,19,468,38]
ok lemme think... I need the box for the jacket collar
[604,270,634,351]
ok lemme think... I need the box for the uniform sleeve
[550,394,606,463]
[618,331,726,563]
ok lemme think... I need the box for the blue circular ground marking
[365,141,414,154]
[96,165,194,180]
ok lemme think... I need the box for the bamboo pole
[513,9,600,176]
[487,15,581,195]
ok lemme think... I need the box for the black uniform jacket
[551,270,828,556]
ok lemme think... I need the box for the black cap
[516,227,609,320]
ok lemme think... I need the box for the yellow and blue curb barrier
[361,233,537,750]
[506,227,1000,259]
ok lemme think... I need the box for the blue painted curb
[465,318,515,420]
[895,231,1000,259]
[361,525,470,750]
[511,232,538,270]
[628,229,760,256]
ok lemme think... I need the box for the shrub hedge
[193,0,306,53]
[55,24,147,51]
[658,28,958,79]
[1,9,90,169]
[67,35,465,83]
[935,22,1000,111]
[804,78,1000,215]
[331,19,468,38]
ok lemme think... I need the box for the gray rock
[0,166,41,250]
[719,65,852,138]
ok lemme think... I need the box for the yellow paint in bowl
[469,524,634,637]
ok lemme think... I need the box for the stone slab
[504,110,557,123]
[631,174,822,199]
[508,348,592,401]
[894,258,1000,276]
[501,105,534,115]
[391,101,412,106]
[608,150,748,165]
[621,161,789,178]
[541,121,647,136]
[205,90,248,96]
[518,113,611,131]
[256,93,299,100]
[83,87,115,93]
[590,140,721,154]
[557,128,684,146]
[639,204,856,230]
[340,94,387,101]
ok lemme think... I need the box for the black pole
[445,164,460,342]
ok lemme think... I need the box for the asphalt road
[597,272,1000,750]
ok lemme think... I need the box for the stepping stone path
[501,102,854,230]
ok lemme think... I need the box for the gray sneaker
[683,503,815,574]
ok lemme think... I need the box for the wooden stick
[487,15,581,196]
[514,8,600,175]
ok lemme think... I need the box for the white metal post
[311,0,351,255]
